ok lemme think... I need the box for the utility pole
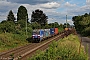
[66,15,67,28]
[26,16,27,38]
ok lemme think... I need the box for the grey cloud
[69,5,90,16]
[0,1,19,12]
[8,0,57,5]
[0,1,19,21]
[86,0,90,5]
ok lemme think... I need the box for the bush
[29,34,88,60]
[0,33,28,52]
[0,21,15,33]
[82,27,90,36]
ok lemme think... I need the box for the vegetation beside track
[0,33,29,52]
[29,34,88,60]
[58,27,64,32]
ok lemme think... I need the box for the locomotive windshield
[33,31,40,35]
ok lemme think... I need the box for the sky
[0,0,90,25]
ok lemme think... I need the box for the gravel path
[78,35,90,60]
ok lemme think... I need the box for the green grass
[58,27,64,32]
[0,33,29,52]
[29,34,88,60]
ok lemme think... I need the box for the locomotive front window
[33,31,40,35]
[33,32,36,35]
[36,31,40,34]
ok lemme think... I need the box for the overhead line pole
[66,15,67,28]
[26,16,27,38]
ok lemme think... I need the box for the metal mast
[26,16,27,37]
[66,15,67,28]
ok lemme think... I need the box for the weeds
[0,33,28,52]
[29,34,88,60]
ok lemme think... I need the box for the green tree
[72,13,90,36]
[7,10,16,22]
[0,21,15,33]
[63,23,70,28]
[31,9,48,26]
[17,20,26,28]
[59,23,63,28]
[72,16,83,31]
[54,22,59,28]
[17,5,28,22]
[43,23,51,29]
[31,22,41,29]
[84,13,89,17]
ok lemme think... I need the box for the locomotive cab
[32,29,44,42]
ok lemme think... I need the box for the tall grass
[29,34,88,60]
[0,33,28,52]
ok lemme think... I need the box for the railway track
[0,30,72,60]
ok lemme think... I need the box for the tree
[7,10,16,22]
[31,22,41,29]
[59,23,63,28]
[72,16,83,31]
[63,23,70,28]
[17,20,26,28]
[54,22,59,28]
[31,9,48,26]
[0,21,15,33]
[17,5,28,22]
[72,13,90,36]
[84,13,89,17]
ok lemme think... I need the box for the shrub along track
[0,30,73,60]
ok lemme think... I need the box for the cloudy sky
[0,0,90,25]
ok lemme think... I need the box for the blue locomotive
[32,28,58,42]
